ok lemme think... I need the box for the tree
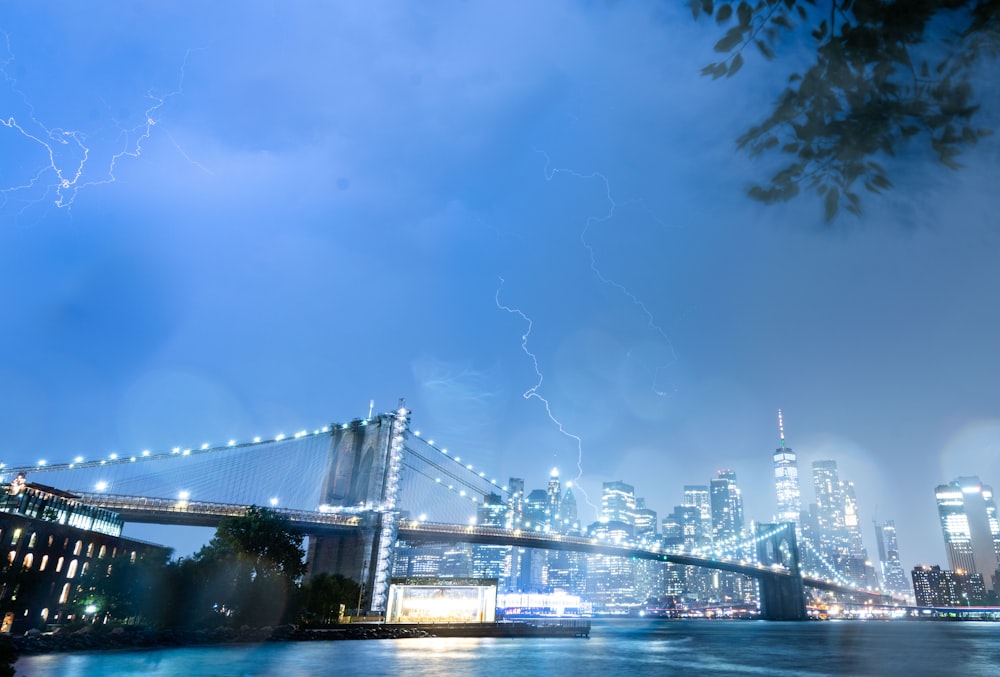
[192,506,307,626]
[297,573,360,625]
[691,0,998,220]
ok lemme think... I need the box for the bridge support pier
[757,573,807,621]
[754,522,807,621]
[306,409,408,616]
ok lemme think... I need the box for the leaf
[728,53,745,77]
[824,186,840,221]
[737,1,752,27]
[716,4,733,22]
[714,26,745,53]
[756,39,775,59]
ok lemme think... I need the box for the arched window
[98,545,107,559]
[73,540,82,556]
[40,554,49,571]
[55,556,64,573]
[59,583,70,604]
[66,559,78,579]
[81,562,89,576]
[11,529,21,545]
[130,551,137,564]
[22,553,33,569]
[86,543,95,557]
[40,608,49,622]
[27,532,37,548]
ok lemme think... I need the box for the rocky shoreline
[8,623,433,657]
[7,618,588,660]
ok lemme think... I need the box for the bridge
[0,404,890,620]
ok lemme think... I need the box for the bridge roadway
[80,494,887,602]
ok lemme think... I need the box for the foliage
[690,0,998,220]
[189,506,307,626]
[68,549,171,624]
[296,572,360,624]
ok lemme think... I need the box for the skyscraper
[601,481,637,527]
[710,469,744,540]
[935,476,1000,578]
[773,409,802,526]
[874,519,910,597]
[682,485,712,544]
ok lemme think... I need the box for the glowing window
[66,559,78,579]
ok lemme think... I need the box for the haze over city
[1,1,999,578]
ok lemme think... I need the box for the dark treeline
[3,507,359,631]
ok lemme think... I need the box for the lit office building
[682,485,712,545]
[633,498,658,544]
[601,481,636,528]
[935,477,1000,580]
[473,493,511,583]
[773,409,802,526]
[710,470,744,541]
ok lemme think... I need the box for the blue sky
[2,2,999,570]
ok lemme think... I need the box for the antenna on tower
[778,408,785,449]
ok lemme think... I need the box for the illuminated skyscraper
[935,476,1000,578]
[601,481,636,527]
[874,519,910,597]
[547,468,562,524]
[682,485,712,544]
[773,409,802,526]
[710,470,744,540]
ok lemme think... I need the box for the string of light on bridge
[800,539,857,588]
[402,430,513,523]
[409,430,509,495]
[2,424,339,479]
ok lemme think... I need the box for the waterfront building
[773,409,802,526]
[0,475,170,633]
[935,477,1000,584]
[911,565,987,607]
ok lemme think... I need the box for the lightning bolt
[495,277,597,514]
[0,35,208,221]
[537,149,679,397]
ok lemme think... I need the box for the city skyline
[1,3,999,581]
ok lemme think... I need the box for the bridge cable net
[396,433,509,527]
[3,433,334,513]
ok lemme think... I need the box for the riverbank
[7,618,590,657]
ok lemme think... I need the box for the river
[14,619,1000,676]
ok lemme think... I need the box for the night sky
[2,2,999,572]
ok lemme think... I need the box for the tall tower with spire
[773,409,802,526]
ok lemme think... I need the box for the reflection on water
[15,619,1000,677]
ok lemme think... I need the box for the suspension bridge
[0,404,890,620]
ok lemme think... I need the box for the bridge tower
[754,522,807,621]
[306,403,409,615]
